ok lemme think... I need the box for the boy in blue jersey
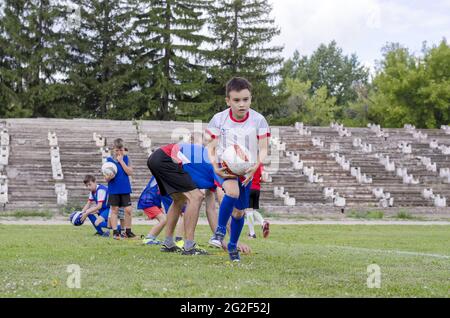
[206,77,270,262]
[80,175,113,237]
[137,176,172,245]
[104,138,135,240]
[138,177,188,246]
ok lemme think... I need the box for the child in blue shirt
[104,138,135,240]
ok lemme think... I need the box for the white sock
[253,210,265,226]
[246,210,256,236]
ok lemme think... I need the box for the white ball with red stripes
[221,144,254,176]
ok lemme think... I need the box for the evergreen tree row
[0,0,283,120]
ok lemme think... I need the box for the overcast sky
[269,0,450,71]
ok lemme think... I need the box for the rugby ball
[102,162,117,178]
[221,144,254,176]
[69,211,84,226]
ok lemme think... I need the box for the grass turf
[0,224,449,297]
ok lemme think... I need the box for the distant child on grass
[245,163,270,239]
[104,138,135,240]
[80,175,114,237]
[138,176,170,245]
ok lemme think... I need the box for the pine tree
[0,0,66,117]
[132,0,212,120]
[66,0,136,118]
[207,0,284,117]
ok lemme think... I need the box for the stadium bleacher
[0,118,448,215]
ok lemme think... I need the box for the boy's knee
[159,217,167,225]
[233,209,245,219]
[183,190,204,204]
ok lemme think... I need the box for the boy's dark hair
[226,77,252,97]
[113,138,124,149]
[83,175,96,185]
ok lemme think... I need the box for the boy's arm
[243,137,269,186]
[83,202,102,215]
[207,137,235,179]
[81,202,102,221]
[117,155,133,176]
[257,136,269,166]
[81,200,91,213]
[207,137,220,172]
[260,165,269,183]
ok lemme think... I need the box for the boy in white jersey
[206,77,270,262]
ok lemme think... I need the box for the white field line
[327,245,450,260]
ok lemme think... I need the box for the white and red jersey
[206,108,270,163]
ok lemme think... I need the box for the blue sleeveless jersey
[89,184,110,211]
[138,177,173,212]
[107,156,132,194]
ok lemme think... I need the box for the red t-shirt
[251,164,264,191]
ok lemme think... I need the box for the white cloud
[269,0,450,72]
[270,0,383,55]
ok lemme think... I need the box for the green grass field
[0,224,449,297]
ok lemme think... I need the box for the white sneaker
[208,234,223,249]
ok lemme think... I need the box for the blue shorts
[98,208,110,221]
[214,174,252,211]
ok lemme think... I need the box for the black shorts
[108,194,132,208]
[248,189,260,210]
[147,148,197,196]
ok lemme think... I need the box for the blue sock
[88,215,104,235]
[97,220,108,229]
[228,216,245,252]
[216,195,238,235]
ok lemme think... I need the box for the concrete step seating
[0,122,10,206]
[1,118,448,213]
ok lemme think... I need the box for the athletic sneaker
[113,233,122,240]
[209,232,225,249]
[248,233,257,239]
[101,230,110,238]
[175,239,185,249]
[160,243,181,253]
[182,244,208,256]
[143,237,161,245]
[262,221,270,239]
[208,235,220,248]
[124,231,137,239]
[229,249,241,262]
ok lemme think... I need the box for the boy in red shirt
[246,163,270,238]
